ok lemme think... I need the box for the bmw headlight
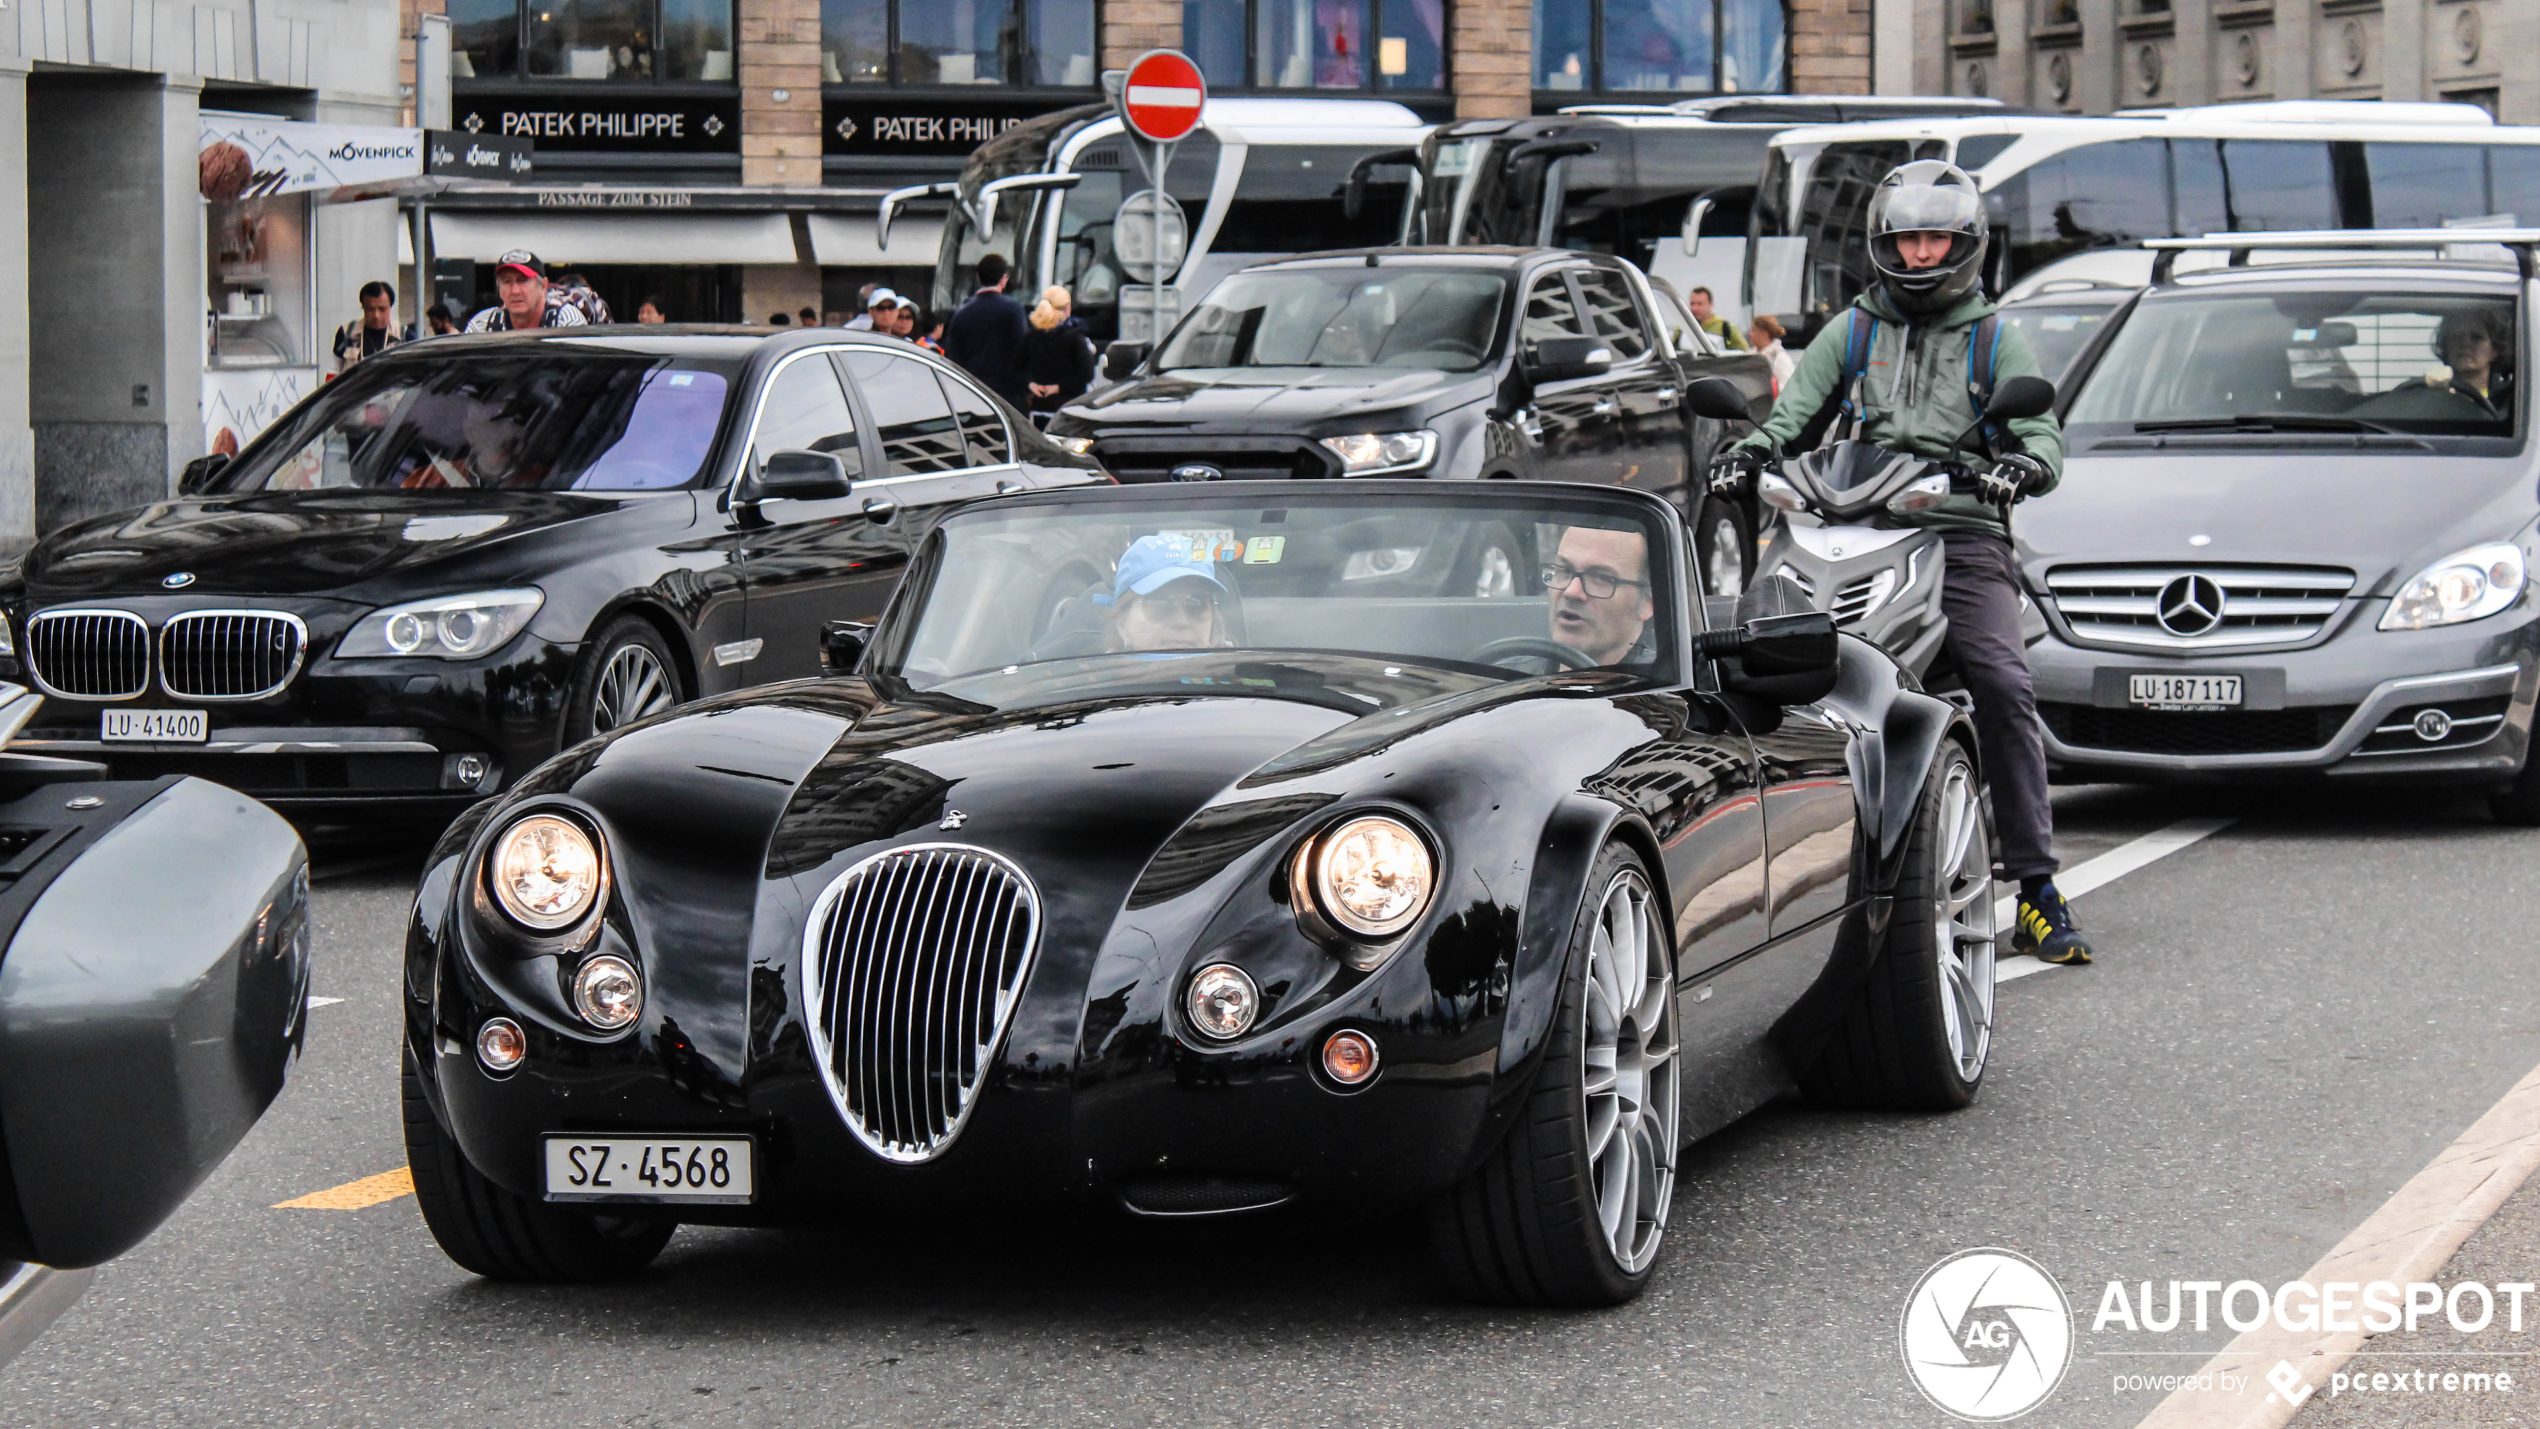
[1294,815,1436,944]
[1319,430,1439,477]
[488,812,607,931]
[338,588,544,660]
[2380,543,2527,630]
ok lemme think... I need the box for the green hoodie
[1730,287,2064,541]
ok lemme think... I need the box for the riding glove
[1708,445,1766,497]
[1978,452,2050,507]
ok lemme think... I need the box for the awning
[806,212,944,266]
[429,212,800,265]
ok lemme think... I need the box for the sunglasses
[1134,591,1218,620]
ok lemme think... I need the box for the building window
[1179,0,1447,91]
[448,0,735,79]
[1535,0,1785,94]
[821,0,1096,86]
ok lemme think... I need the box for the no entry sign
[1120,50,1205,144]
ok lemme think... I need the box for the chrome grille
[801,844,1041,1163]
[26,609,151,699]
[2045,566,2355,651]
[159,611,307,701]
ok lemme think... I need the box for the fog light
[2414,708,2454,742]
[1322,1029,1380,1085]
[572,954,643,1030]
[1187,964,1258,1040]
[442,752,499,791]
[476,1016,526,1072]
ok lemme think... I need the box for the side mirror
[1343,146,1421,222]
[1985,373,2057,422]
[819,619,872,676]
[1501,137,1599,178]
[747,449,854,503]
[176,453,229,496]
[1700,611,1839,705]
[1681,196,1713,257]
[1525,336,1612,383]
[1103,340,1151,382]
[1686,376,1754,424]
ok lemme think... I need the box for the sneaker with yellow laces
[2014,881,2092,965]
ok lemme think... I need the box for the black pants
[1940,534,2057,880]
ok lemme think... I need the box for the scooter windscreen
[1771,440,1946,521]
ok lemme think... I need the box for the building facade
[1907,0,2535,119]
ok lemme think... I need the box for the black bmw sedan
[1045,248,1773,595]
[0,326,1104,820]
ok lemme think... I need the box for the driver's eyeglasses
[1541,564,1644,600]
[1135,591,1218,620]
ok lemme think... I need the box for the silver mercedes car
[2018,232,2540,822]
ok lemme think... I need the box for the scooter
[1685,374,2057,684]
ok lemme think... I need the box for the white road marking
[306,996,344,1009]
[1995,816,2236,983]
[2131,1051,2540,1429]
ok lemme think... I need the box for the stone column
[2076,0,2118,110]
[739,0,822,186]
[0,61,33,556]
[2382,0,2425,100]
[1101,0,1182,70]
[1450,0,1531,118]
[1793,0,1877,92]
[2173,0,2215,104]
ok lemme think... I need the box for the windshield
[2066,292,2518,439]
[890,492,1679,704]
[215,351,738,493]
[1155,268,1508,372]
[2000,300,2118,381]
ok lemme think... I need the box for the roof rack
[2144,229,2540,283]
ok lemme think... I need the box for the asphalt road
[4,782,2537,1428]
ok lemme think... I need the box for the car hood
[1064,366,1494,432]
[2019,448,2540,595]
[19,489,647,598]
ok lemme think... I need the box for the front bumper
[2028,610,2540,783]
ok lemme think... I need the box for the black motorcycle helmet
[1867,159,1989,317]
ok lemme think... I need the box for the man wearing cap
[466,251,589,332]
[1101,534,1235,652]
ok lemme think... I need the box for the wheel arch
[583,596,700,701]
[1871,690,1977,894]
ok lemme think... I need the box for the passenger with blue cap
[1099,533,1235,652]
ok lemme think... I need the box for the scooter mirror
[1686,376,1753,423]
[1985,374,2057,421]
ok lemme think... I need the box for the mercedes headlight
[488,812,606,930]
[338,588,544,660]
[1295,815,1435,943]
[1319,430,1439,477]
[2380,543,2527,630]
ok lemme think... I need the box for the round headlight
[1187,963,1259,1040]
[573,954,643,1030]
[476,1016,526,1072]
[489,813,604,930]
[1310,816,1435,939]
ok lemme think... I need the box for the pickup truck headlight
[338,588,543,660]
[1320,430,1439,476]
[1051,434,1096,456]
[2380,543,2527,630]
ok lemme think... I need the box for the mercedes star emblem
[2155,574,2226,637]
[162,571,196,589]
[939,809,968,831]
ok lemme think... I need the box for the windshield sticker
[1243,536,1286,564]
[1156,529,1242,563]
[667,372,696,386]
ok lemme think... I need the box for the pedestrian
[634,295,669,324]
[798,305,818,328]
[889,299,920,340]
[845,282,881,330]
[465,252,588,331]
[1686,286,1748,351]
[423,301,462,337]
[919,312,947,354]
[1022,285,1096,413]
[943,252,1030,409]
[330,281,404,372]
[553,272,613,324]
[1747,313,1796,392]
[856,287,901,333]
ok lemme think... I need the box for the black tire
[403,1049,675,1281]
[563,616,684,745]
[1451,520,1526,599]
[1689,496,1753,601]
[1429,843,1680,1306]
[2491,751,2540,825]
[1796,742,1994,1112]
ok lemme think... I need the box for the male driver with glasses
[1546,527,1655,667]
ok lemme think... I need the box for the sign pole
[1115,49,1205,345]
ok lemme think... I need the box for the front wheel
[564,616,683,745]
[1430,844,1680,1305]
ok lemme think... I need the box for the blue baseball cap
[1107,533,1230,603]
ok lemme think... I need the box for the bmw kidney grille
[801,844,1042,1163]
[159,611,307,700]
[25,610,152,699]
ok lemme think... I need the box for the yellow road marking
[273,1167,413,1210]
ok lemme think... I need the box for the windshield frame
[1153,262,1516,375]
[864,481,1694,703]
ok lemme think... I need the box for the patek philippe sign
[455,91,743,154]
[823,95,1091,158]
[425,130,535,180]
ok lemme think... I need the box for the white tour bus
[880,97,1434,345]
[1747,101,2540,342]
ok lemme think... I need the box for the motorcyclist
[1709,159,2092,966]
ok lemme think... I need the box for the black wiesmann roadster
[403,479,1998,1304]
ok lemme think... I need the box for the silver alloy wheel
[1700,509,1745,598]
[1933,761,1997,1082]
[592,643,675,733]
[1475,543,1517,598]
[1582,868,1680,1274]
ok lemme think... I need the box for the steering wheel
[1467,636,1597,671]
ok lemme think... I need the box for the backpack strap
[1966,311,2005,455]
[1792,309,1880,452]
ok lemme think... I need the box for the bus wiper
[2133,414,2397,435]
